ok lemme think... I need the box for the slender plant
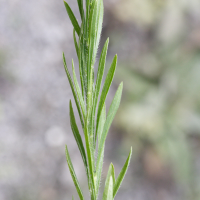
[63,0,132,199]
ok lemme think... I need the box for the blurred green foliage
[104,0,200,199]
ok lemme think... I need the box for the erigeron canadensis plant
[62,0,132,199]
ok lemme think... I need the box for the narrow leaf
[100,82,123,145]
[95,104,106,195]
[74,27,85,97]
[95,147,104,197]
[85,0,90,22]
[95,0,104,61]
[102,163,114,199]
[85,0,90,45]
[83,125,96,198]
[88,0,98,72]
[64,1,81,36]
[87,65,94,117]
[63,53,84,128]
[111,163,115,186]
[69,101,88,180]
[78,26,86,98]
[113,147,132,198]
[65,145,84,200]
[103,174,113,200]
[73,29,79,59]
[97,103,106,146]
[86,66,95,160]
[97,83,123,183]
[77,0,84,21]
[107,177,113,200]
[96,55,117,139]
[94,39,109,143]
[72,60,86,120]
[79,28,88,98]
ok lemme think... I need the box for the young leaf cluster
[63,0,132,199]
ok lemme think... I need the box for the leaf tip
[69,99,72,108]
[63,1,68,8]
[72,58,74,66]
[63,52,66,60]
[65,144,68,152]
[119,82,123,90]
[106,37,109,44]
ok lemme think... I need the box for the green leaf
[103,171,113,200]
[79,27,88,98]
[63,53,84,129]
[97,83,123,183]
[83,125,96,198]
[100,81,123,146]
[84,65,95,198]
[88,0,98,72]
[110,163,115,186]
[78,26,86,98]
[69,101,88,180]
[96,55,117,139]
[107,177,113,200]
[64,1,81,36]
[74,27,85,97]
[86,65,94,154]
[88,0,104,72]
[84,64,96,197]
[102,163,114,199]
[85,0,90,45]
[85,0,90,19]
[77,0,84,21]
[94,39,109,142]
[65,145,84,200]
[72,60,86,120]
[73,29,79,59]
[72,196,74,200]
[95,104,106,196]
[95,0,104,60]
[97,103,106,146]
[86,65,94,116]
[95,147,104,196]
[113,147,132,198]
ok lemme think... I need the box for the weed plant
[63,0,132,199]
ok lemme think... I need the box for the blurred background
[1,0,200,199]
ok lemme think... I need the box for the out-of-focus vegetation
[103,0,200,199]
